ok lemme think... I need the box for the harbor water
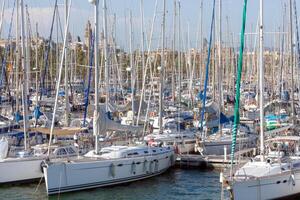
[0,169,229,200]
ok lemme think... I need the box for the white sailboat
[42,0,175,195]
[223,1,300,199]
[226,136,300,200]
[43,145,174,195]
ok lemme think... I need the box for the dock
[175,148,255,169]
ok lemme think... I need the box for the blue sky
[3,0,300,49]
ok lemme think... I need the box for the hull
[232,170,300,200]
[0,158,43,184]
[44,150,175,195]
[202,137,256,155]
[176,143,195,154]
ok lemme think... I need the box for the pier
[175,148,256,169]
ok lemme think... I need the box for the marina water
[0,169,229,200]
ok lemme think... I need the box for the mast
[48,0,72,155]
[0,0,5,38]
[289,0,295,125]
[103,0,109,112]
[129,11,134,125]
[159,0,166,133]
[172,0,176,103]
[64,0,70,126]
[218,0,222,136]
[178,0,181,116]
[16,0,20,112]
[25,5,30,94]
[140,0,145,95]
[92,0,100,153]
[259,0,264,161]
[20,0,28,150]
[35,23,38,106]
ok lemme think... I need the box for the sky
[2,0,300,50]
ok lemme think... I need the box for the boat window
[127,152,139,156]
[144,151,148,154]
[185,141,196,144]
[152,150,156,153]
[67,147,76,154]
[56,148,67,156]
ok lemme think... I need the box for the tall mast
[178,0,181,114]
[16,0,20,112]
[218,0,222,136]
[103,0,109,112]
[20,0,28,150]
[289,0,295,125]
[259,0,264,161]
[64,0,70,126]
[0,0,5,39]
[172,0,176,103]
[48,0,72,154]
[129,11,135,124]
[91,0,100,153]
[140,0,145,94]
[35,23,39,107]
[200,0,203,88]
[159,0,166,133]
[25,5,30,94]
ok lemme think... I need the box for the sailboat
[223,1,300,199]
[194,0,256,156]
[42,0,175,195]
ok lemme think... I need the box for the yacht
[223,136,300,200]
[195,123,257,155]
[0,138,80,184]
[42,145,175,195]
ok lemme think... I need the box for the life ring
[119,112,124,118]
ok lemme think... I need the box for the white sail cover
[0,137,8,159]
[95,105,142,134]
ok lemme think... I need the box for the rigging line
[0,0,16,111]
[39,0,58,100]
[83,31,94,127]
[199,0,216,132]
[230,0,248,169]
[55,3,64,42]
[293,0,300,105]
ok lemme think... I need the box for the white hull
[232,170,300,200]
[43,149,175,195]
[0,145,80,184]
[175,143,195,154]
[0,158,43,183]
[200,137,256,155]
